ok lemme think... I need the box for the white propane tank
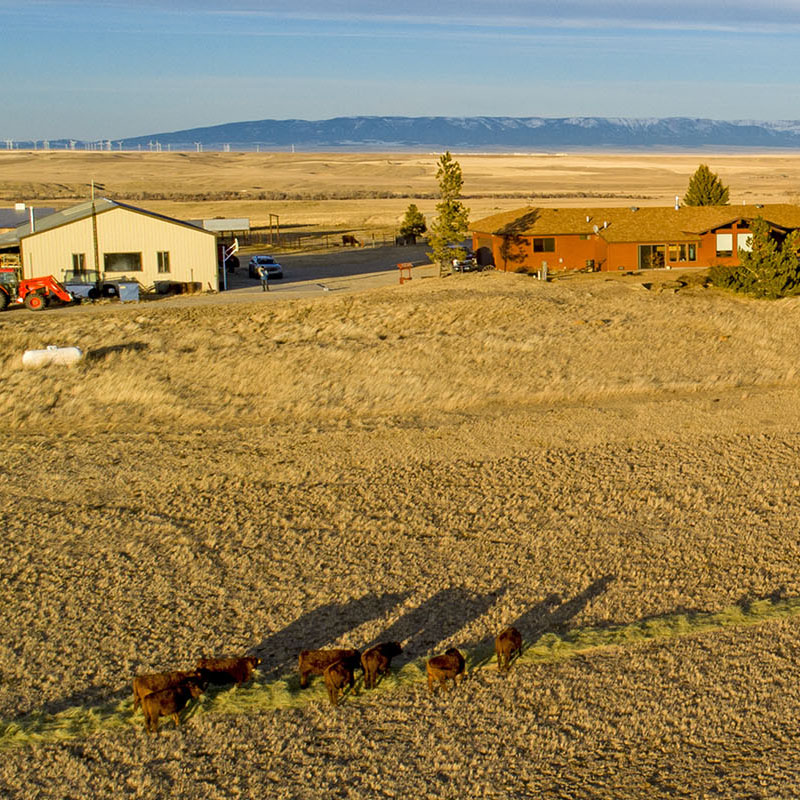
[22,345,84,367]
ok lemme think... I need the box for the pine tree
[399,203,426,244]
[734,217,800,298]
[427,152,470,276]
[683,164,730,206]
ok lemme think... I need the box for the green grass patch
[2,596,800,750]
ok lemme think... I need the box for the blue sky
[3,0,800,140]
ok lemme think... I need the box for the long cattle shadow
[467,574,616,666]
[17,579,800,726]
[519,574,616,642]
[34,684,130,718]
[253,591,410,679]
[371,586,507,663]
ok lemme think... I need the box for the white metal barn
[0,199,218,290]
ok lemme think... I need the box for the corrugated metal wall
[21,207,217,288]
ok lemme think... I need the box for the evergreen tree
[399,203,427,244]
[427,152,470,275]
[683,164,730,206]
[710,217,800,298]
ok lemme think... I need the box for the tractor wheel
[24,292,46,311]
[0,289,9,311]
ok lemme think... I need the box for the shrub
[710,218,800,299]
[708,264,739,290]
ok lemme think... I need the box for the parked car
[451,250,480,272]
[248,255,284,280]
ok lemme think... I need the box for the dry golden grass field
[3,149,800,234]
[2,153,800,798]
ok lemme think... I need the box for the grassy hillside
[2,271,800,797]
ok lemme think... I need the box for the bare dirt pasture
[2,270,800,797]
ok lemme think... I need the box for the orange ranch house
[470,204,800,273]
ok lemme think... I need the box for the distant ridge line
[8,116,800,152]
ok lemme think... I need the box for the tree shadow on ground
[252,591,411,679]
[373,586,507,663]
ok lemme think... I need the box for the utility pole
[91,180,106,288]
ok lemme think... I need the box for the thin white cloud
[6,0,800,33]
[210,12,800,36]
[217,0,800,32]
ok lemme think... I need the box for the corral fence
[233,230,426,253]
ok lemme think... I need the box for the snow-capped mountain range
[33,117,800,151]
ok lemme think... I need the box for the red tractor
[0,268,77,311]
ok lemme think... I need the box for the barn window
[157,251,171,273]
[737,233,753,252]
[104,252,142,272]
[533,237,555,252]
[716,233,733,257]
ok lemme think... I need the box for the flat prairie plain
[3,149,800,231]
[2,153,800,798]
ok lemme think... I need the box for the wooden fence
[234,230,425,252]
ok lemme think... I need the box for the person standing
[259,264,270,291]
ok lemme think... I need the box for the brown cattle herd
[132,626,523,734]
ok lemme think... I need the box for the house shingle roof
[471,204,800,244]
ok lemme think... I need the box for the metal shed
[0,199,218,291]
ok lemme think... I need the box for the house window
[716,233,733,257]
[71,253,86,274]
[533,237,555,252]
[738,233,753,252]
[668,244,698,262]
[157,251,171,273]
[104,252,142,272]
[638,244,665,269]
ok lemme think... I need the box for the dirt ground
[2,266,800,797]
